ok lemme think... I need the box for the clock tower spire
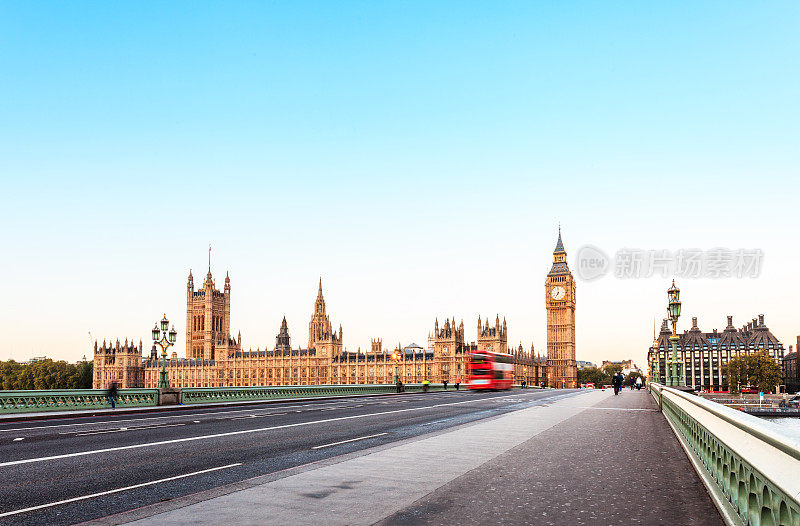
[545,227,577,388]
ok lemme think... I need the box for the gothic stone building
[647,314,785,391]
[94,272,546,389]
[545,229,578,388]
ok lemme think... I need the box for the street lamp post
[391,350,400,384]
[667,280,684,387]
[152,314,178,389]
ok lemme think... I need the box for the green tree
[578,367,611,387]
[725,351,783,394]
[0,359,93,390]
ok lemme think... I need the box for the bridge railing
[0,389,158,413]
[181,383,447,404]
[0,383,454,414]
[649,382,800,525]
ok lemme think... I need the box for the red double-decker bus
[467,350,514,390]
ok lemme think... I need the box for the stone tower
[308,278,343,357]
[545,228,577,388]
[433,317,465,382]
[186,267,231,361]
[93,338,143,389]
[477,315,508,354]
[433,317,464,357]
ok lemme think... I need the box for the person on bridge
[636,376,643,390]
[443,380,448,390]
[107,382,118,409]
[612,373,621,395]
[455,379,460,390]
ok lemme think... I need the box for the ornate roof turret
[747,314,782,350]
[554,225,565,254]
[683,317,710,349]
[275,316,291,353]
[548,227,570,275]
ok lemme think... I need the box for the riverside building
[647,314,785,391]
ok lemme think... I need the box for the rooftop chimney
[692,317,698,329]
[758,314,765,326]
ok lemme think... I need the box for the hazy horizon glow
[1,2,798,369]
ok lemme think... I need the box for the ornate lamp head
[160,314,169,332]
[152,323,160,342]
[168,325,177,344]
[667,280,682,323]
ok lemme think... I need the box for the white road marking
[0,403,351,433]
[13,438,24,442]
[0,463,242,518]
[59,423,187,437]
[312,433,388,449]
[0,393,525,468]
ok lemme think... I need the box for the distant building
[783,337,800,393]
[601,360,641,375]
[576,360,597,370]
[94,271,546,389]
[647,315,785,392]
[26,356,48,364]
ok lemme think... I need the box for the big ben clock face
[551,286,566,301]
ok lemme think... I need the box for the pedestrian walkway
[100,390,722,526]
[382,388,723,525]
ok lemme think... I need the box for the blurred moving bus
[468,350,514,390]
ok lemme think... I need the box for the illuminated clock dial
[551,286,566,300]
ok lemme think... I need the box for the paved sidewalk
[111,390,722,526]
[381,389,723,525]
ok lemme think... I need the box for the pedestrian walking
[443,380,448,390]
[612,373,623,395]
[636,376,643,390]
[455,379,460,391]
[107,382,118,409]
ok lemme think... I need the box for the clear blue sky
[1,2,798,367]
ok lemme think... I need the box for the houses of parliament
[93,232,578,389]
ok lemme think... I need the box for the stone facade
[545,229,578,388]
[93,274,547,389]
[782,336,799,393]
[93,339,145,389]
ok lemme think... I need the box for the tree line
[0,359,93,390]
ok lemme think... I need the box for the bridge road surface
[0,389,723,526]
[0,388,571,525]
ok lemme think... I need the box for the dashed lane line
[312,433,388,449]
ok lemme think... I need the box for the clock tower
[545,228,577,388]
